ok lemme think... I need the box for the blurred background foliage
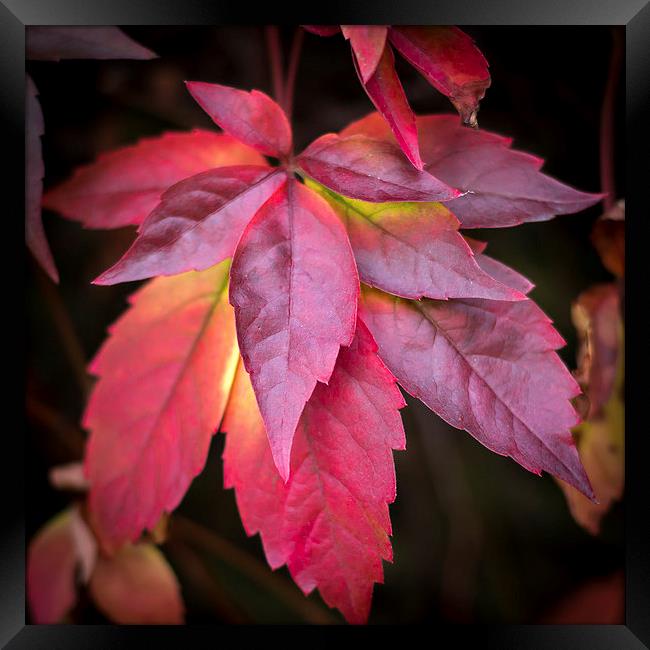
[26,26,624,624]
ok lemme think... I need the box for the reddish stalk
[265,26,284,107]
[36,267,92,399]
[284,27,304,121]
[600,28,623,212]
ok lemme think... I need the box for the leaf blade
[297,133,459,203]
[343,113,603,226]
[389,26,490,125]
[308,180,524,301]
[185,82,292,158]
[360,286,594,498]
[342,25,388,83]
[229,180,359,480]
[26,76,58,281]
[84,263,239,548]
[43,130,266,230]
[222,319,405,624]
[352,43,423,169]
[94,167,285,285]
[27,510,79,624]
[89,544,184,624]
[26,26,156,60]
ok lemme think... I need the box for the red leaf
[222,319,406,624]
[89,544,184,624]
[309,181,524,301]
[360,286,594,498]
[26,26,156,60]
[389,27,490,126]
[342,113,603,227]
[353,43,424,170]
[342,26,388,83]
[185,82,292,158]
[27,510,79,623]
[302,25,341,37]
[43,130,265,230]
[229,180,359,480]
[297,133,459,203]
[93,167,285,285]
[84,263,239,548]
[26,76,58,282]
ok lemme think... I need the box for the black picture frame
[8,0,648,645]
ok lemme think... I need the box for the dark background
[26,26,624,624]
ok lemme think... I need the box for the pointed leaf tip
[229,180,359,481]
[222,318,404,623]
[185,81,292,158]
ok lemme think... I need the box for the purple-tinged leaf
[388,27,490,126]
[94,167,285,285]
[297,133,459,203]
[464,237,535,295]
[26,75,58,282]
[185,81,292,158]
[229,179,359,480]
[353,43,423,170]
[26,26,156,61]
[360,286,594,498]
[343,113,603,227]
[308,180,524,301]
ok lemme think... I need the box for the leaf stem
[26,395,86,460]
[36,266,92,399]
[600,27,623,212]
[283,27,304,122]
[265,26,284,107]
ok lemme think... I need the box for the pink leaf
[185,82,292,158]
[353,43,424,169]
[389,27,490,125]
[93,167,284,285]
[360,286,594,498]
[84,263,239,548]
[27,510,79,623]
[342,113,603,227]
[43,130,265,230]
[26,76,58,282]
[222,319,405,624]
[342,26,388,83]
[26,26,156,60]
[310,181,524,301]
[89,544,184,624]
[297,133,459,203]
[229,180,359,480]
